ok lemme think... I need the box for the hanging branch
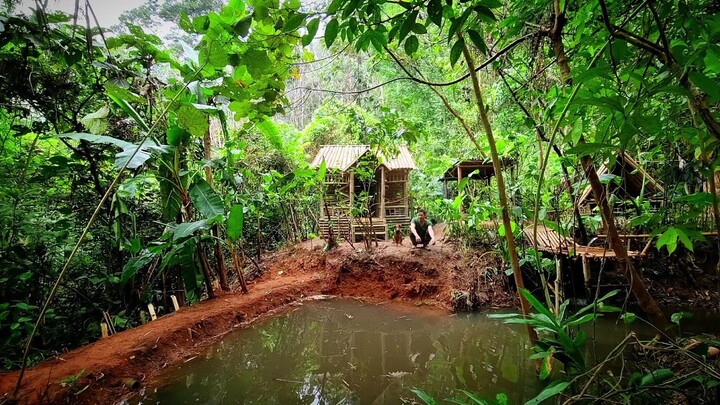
[288,33,538,96]
[597,0,720,141]
[410,66,488,160]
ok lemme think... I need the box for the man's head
[418,209,426,221]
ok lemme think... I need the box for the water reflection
[141,300,541,404]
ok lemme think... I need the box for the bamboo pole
[460,35,538,344]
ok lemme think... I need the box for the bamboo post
[349,171,355,240]
[171,295,180,312]
[147,304,157,321]
[582,256,591,286]
[380,166,386,220]
[349,172,355,208]
[554,257,563,314]
[101,322,109,338]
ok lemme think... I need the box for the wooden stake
[554,257,563,313]
[148,303,157,321]
[171,295,180,312]
[101,322,109,338]
[582,256,591,285]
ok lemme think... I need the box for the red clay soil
[0,227,514,405]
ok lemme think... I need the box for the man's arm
[428,224,436,244]
[410,221,420,239]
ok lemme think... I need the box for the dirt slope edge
[0,239,511,404]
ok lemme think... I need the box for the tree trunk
[212,226,230,291]
[460,37,538,344]
[707,169,720,311]
[548,2,667,329]
[197,244,216,299]
[581,152,667,329]
[203,129,229,291]
[230,243,249,293]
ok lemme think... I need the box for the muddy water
[136,300,643,404]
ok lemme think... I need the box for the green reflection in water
[139,300,544,404]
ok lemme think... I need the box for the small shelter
[577,152,665,215]
[311,145,416,241]
[440,158,516,199]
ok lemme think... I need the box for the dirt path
[0,233,512,404]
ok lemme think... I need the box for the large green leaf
[177,104,209,138]
[115,139,166,170]
[524,380,570,405]
[404,35,419,55]
[303,17,320,46]
[283,12,306,32]
[227,204,245,241]
[519,288,557,325]
[410,389,438,405]
[690,71,720,101]
[450,38,464,67]
[256,119,283,150]
[80,105,109,135]
[106,88,150,132]
[640,369,674,386]
[120,251,155,286]
[398,11,418,43]
[325,18,339,47]
[170,239,200,303]
[189,179,225,219]
[467,30,487,55]
[57,133,160,169]
[173,219,211,241]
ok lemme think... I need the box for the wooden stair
[352,218,387,242]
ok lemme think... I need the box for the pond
[134,299,648,404]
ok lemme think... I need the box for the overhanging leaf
[173,219,211,241]
[80,105,109,135]
[256,119,282,150]
[227,204,244,241]
[57,133,160,169]
[177,104,209,138]
[325,18,339,47]
[404,35,419,55]
[106,89,150,132]
[120,252,155,286]
[467,30,487,55]
[450,38,464,67]
[189,179,225,219]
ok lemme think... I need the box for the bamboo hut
[440,158,516,199]
[311,145,416,242]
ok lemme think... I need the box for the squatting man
[409,209,435,249]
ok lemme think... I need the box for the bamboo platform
[523,225,646,259]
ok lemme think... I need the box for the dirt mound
[0,233,513,404]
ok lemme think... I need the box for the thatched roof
[310,145,416,171]
[577,152,664,205]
